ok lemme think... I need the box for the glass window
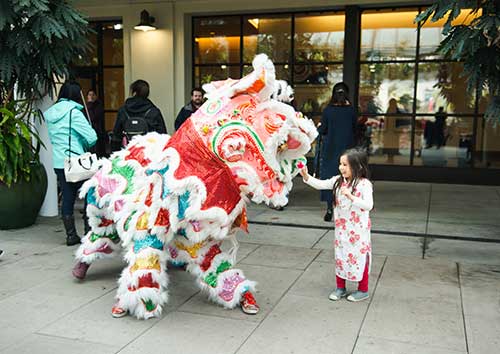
[242,64,290,82]
[103,68,124,111]
[194,17,241,64]
[412,116,474,167]
[194,65,241,87]
[417,62,475,114]
[73,30,98,66]
[358,114,411,165]
[361,9,419,61]
[243,15,291,63]
[293,64,343,123]
[475,118,500,168]
[419,9,481,60]
[359,63,415,114]
[102,24,124,66]
[294,13,345,62]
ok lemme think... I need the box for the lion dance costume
[71,54,317,319]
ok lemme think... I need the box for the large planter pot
[0,163,48,229]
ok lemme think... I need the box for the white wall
[76,2,175,132]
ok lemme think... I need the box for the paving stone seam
[232,265,312,354]
[114,291,203,353]
[457,263,470,354]
[422,184,433,259]
[247,221,500,243]
[356,334,469,353]
[235,244,262,264]
[350,256,388,354]
[310,229,331,250]
[0,244,69,269]
[33,285,119,334]
[31,331,119,350]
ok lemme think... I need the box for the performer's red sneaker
[241,291,260,315]
[111,304,127,318]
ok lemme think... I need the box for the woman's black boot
[62,215,81,246]
[324,209,333,222]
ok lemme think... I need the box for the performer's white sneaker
[111,304,127,318]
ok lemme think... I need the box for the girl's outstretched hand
[300,167,309,181]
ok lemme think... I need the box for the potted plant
[0,0,90,229]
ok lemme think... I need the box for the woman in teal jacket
[45,81,97,246]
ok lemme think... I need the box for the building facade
[74,0,500,184]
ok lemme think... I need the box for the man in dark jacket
[174,87,203,131]
[112,80,167,151]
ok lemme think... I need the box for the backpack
[122,108,152,146]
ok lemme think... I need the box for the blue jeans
[54,169,86,217]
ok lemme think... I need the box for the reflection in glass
[105,112,117,132]
[293,64,343,123]
[417,62,474,114]
[359,63,415,114]
[73,31,98,66]
[194,65,241,87]
[357,114,411,165]
[419,9,480,60]
[102,25,124,66]
[103,68,124,111]
[194,17,241,64]
[361,9,418,61]
[243,16,291,63]
[242,64,290,82]
[413,116,473,167]
[294,13,344,62]
[475,118,500,168]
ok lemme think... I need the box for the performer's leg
[179,237,259,314]
[113,233,169,319]
[72,189,121,280]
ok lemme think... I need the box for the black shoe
[324,209,333,222]
[62,216,81,246]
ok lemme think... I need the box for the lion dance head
[189,54,318,207]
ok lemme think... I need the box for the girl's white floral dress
[304,175,373,281]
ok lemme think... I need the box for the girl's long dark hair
[332,148,370,207]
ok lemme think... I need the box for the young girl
[300,148,373,302]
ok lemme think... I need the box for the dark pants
[54,169,86,217]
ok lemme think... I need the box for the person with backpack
[111,80,167,151]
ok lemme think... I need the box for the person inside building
[317,82,357,221]
[111,79,167,151]
[86,89,106,157]
[174,87,204,131]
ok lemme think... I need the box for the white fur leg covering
[75,232,121,264]
[115,242,169,319]
[186,240,256,309]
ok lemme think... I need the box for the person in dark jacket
[317,82,357,221]
[112,80,167,151]
[174,87,204,131]
[86,89,106,157]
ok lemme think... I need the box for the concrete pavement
[0,180,499,354]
